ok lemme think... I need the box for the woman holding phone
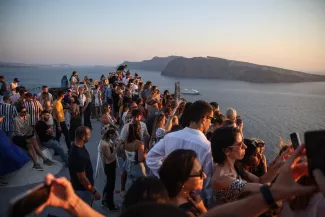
[211,127,288,206]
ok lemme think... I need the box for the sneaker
[101,200,108,208]
[33,164,44,171]
[43,159,56,166]
[107,204,120,212]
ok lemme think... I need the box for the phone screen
[8,184,50,217]
[305,130,325,176]
[290,132,301,150]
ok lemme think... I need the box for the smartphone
[290,132,301,149]
[236,116,242,125]
[8,183,50,217]
[305,130,325,176]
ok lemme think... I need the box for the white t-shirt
[71,76,78,84]
[78,94,86,107]
[10,82,18,94]
[132,84,139,95]
[122,77,129,86]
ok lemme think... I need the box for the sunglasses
[205,116,216,122]
[229,141,245,149]
[188,167,204,179]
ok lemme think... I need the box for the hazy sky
[0,0,324,73]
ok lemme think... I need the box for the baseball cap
[14,78,20,82]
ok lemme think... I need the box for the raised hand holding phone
[305,130,325,177]
[290,132,301,150]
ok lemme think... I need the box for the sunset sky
[0,0,324,73]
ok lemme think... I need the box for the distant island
[122,56,182,72]
[123,56,325,83]
[0,61,72,68]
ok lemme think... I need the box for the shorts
[12,135,33,149]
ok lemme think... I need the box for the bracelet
[260,184,279,209]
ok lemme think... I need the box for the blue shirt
[0,82,9,96]
[105,87,112,99]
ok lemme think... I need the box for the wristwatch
[260,183,280,209]
[92,189,97,195]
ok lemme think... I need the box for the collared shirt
[53,100,65,123]
[146,127,213,201]
[120,121,150,142]
[24,100,43,126]
[9,93,20,104]
[0,102,18,131]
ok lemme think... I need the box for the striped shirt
[24,100,43,126]
[0,102,18,131]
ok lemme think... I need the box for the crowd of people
[1,67,325,217]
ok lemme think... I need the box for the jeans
[103,161,116,208]
[75,190,93,205]
[84,104,92,129]
[42,139,68,164]
[55,121,71,150]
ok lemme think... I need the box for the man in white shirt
[132,79,139,101]
[120,109,150,142]
[122,71,131,86]
[37,85,53,103]
[10,87,21,104]
[146,100,214,204]
[10,78,19,94]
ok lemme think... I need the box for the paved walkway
[0,120,123,217]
